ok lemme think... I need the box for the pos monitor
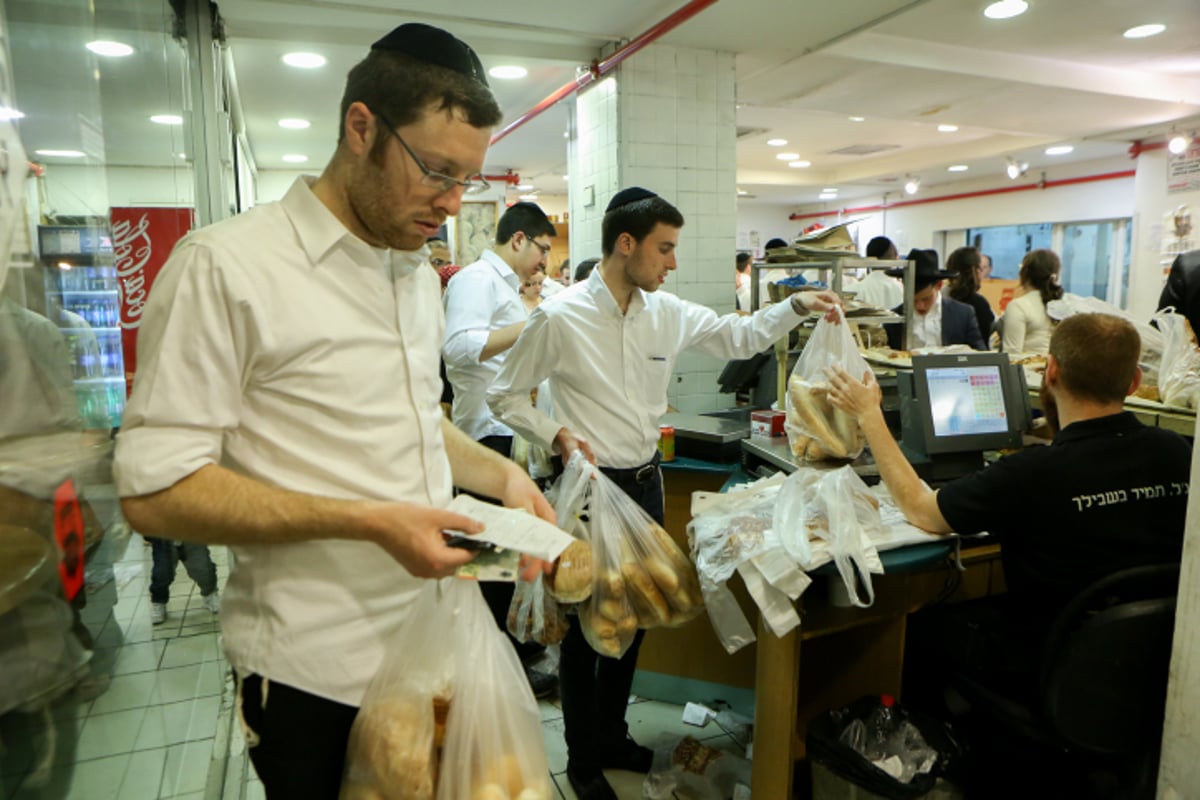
[896,352,1032,483]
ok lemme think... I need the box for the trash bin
[808,695,964,800]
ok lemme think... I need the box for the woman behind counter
[1001,248,1063,354]
[946,246,995,346]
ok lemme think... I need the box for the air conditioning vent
[826,143,901,156]
[736,126,769,139]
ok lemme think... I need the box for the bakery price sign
[1168,140,1200,194]
[110,207,194,396]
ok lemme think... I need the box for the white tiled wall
[569,43,739,415]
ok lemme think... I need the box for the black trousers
[560,463,665,771]
[240,674,358,799]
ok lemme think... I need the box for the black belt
[599,452,661,485]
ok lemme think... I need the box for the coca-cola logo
[114,213,152,329]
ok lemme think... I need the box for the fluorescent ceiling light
[489,65,528,80]
[518,194,538,201]
[737,189,748,196]
[35,149,85,158]
[0,107,24,121]
[150,114,183,125]
[282,154,308,163]
[822,188,838,193]
[1168,135,1189,155]
[767,138,788,146]
[278,118,311,129]
[516,183,534,191]
[282,52,326,68]
[984,0,1028,20]
[1123,24,1165,39]
[776,152,800,160]
[948,164,969,172]
[1045,145,1074,155]
[818,192,837,200]
[86,40,134,57]
[937,124,959,133]
[789,160,811,168]
[848,116,865,122]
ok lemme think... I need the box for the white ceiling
[9,0,1200,210]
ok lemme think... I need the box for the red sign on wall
[109,207,194,396]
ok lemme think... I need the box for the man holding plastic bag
[489,186,839,800]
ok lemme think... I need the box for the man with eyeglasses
[113,23,555,798]
[442,200,559,697]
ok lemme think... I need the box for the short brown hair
[338,50,502,145]
[1050,314,1140,403]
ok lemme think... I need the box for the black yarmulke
[371,23,488,87]
[606,186,658,213]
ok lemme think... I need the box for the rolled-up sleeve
[442,272,494,368]
[681,297,802,359]
[487,307,562,453]
[114,242,258,497]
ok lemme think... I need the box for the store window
[965,223,1052,280]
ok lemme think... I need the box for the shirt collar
[586,265,647,317]
[280,176,425,275]
[480,249,521,291]
[1053,410,1141,445]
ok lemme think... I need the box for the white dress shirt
[442,250,527,440]
[912,291,943,348]
[488,270,806,469]
[854,270,904,310]
[114,177,450,706]
[541,277,565,298]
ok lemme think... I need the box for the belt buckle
[634,463,655,483]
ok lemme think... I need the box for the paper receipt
[446,495,574,562]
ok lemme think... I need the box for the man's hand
[499,463,558,580]
[360,501,483,579]
[554,427,596,466]
[826,365,883,421]
[792,290,844,323]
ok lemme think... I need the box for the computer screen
[907,352,1029,455]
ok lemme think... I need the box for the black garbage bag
[808,695,965,799]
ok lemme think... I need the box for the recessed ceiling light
[518,193,538,201]
[516,184,534,191]
[150,114,183,125]
[789,160,811,168]
[822,188,838,193]
[983,0,1028,20]
[818,192,837,200]
[848,116,866,123]
[282,154,308,163]
[278,118,311,130]
[1045,145,1074,155]
[86,40,134,57]
[177,152,187,159]
[937,124,959,133]
[0,107,24,121]
[562,174,569,180]
[737,188,749,196]
[1123,24,1165,39]
[489,65,528,80]
[948,164,969,172]
[282,52,326,68]
[767,138,788,146]
[35,149,86,158]
[776,152,800,160]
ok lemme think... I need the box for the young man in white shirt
[442,200,558,696]
[489,187,839,800]
[113,24,554,799]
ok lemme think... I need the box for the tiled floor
[2,531,230,800]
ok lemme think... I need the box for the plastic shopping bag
[507,573,569,646]
[809,467,885,608]
[1153,309,1200,409]
[437,583,554,800]
[786,308,871,461]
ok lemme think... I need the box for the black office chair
[948,564,1179,799]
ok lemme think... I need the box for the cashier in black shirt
[826,313,1190,694]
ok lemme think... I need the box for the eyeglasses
[430,257,450,267]
[376,113,490,195]
[527,238,551,256]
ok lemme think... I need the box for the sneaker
[524,666,557,699]
[202,592,221,615]
[150,602,167,625]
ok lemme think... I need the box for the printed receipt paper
[447,494,574,562]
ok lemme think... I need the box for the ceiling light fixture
[822,187,838,193]
[848,116,865,123]
[1005,157,1029,179]
[948,164,969,172]
[776,152,800,160]
[789,160,811,168]
[904,175,921,195]
[278,118,311,129]
[35,149,86,158]
[1123,24,1165,39]
[737,188,749,196]
[282,154,308,163]
[1045,145,1074,156]
[489,65,528,80]
[282,52,326,68]
[983,0,1028,20]
[1168,134,1190,155]
[516,183,534,191]
[0,107,24,121]
[150,114,183,125]
[937,124,959,133]
[818,192,837,200]
[518,193,538,201]
[767,138,788,146]
[86,40,134,57]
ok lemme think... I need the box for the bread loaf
[341,695,436,800]
[621,562,671,626]
[787,377,848,458]
[547,539,593,603]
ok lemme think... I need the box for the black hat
[606,186,658,213]
[886,248,953,286]
[372,23,489,87]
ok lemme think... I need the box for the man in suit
[885,248,986,350]
[1157,249,1200,335]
